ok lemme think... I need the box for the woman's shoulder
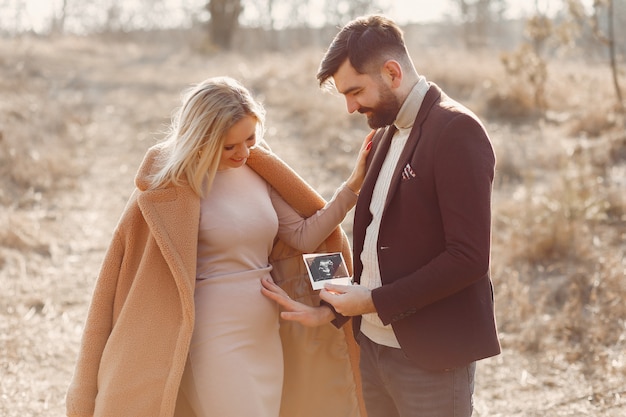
[134,144,169,191]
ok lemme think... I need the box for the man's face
[333,59,401,129]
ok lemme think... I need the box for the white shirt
[360,77,430,348]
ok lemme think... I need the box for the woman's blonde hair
[149,76,265,197]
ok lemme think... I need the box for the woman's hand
[261,278,334,327]
[345,130,376,194]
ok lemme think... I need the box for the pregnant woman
[66,76,370,417]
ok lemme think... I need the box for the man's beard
[359,84,401,129]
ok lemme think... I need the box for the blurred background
[1,1,625,416]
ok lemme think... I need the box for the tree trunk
[207,0,243,50]
[606,0,625,114]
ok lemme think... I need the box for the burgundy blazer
[345,83,500,371]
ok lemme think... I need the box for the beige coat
[66,142,364,417]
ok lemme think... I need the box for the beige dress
[179,164,356,417]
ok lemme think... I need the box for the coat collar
[247,140,326,216]
[133,145,200,304]
[137,185,200,305]
[362,83,442,211]
[132,140,348,295]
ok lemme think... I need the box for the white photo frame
[302,252,352,290]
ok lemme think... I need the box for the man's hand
[260,278,334,327]
[319,283,376,316]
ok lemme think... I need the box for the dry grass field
[1,32,625,416]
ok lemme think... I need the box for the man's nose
[345,97,359,114]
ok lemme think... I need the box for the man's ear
[382,60,403,88]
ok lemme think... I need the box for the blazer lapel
[360,125,397,208]
[383,124,421,211]
[382,84,442,211]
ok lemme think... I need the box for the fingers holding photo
[319,283,377,316]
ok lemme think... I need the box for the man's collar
[394,76,429,131]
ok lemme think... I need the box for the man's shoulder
[427,88,484,130]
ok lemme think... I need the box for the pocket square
[401,163,416,181]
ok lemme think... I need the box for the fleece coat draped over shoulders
[66,141,364,417]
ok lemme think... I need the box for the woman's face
[218,115,257,171]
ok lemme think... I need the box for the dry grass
[1,32,625,416]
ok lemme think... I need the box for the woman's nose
[237,144,250,158]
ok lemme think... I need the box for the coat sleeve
[66,231,125,417]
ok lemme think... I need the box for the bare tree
[54,0,69,34]
[500,0,624,124]
[206,0,243,50]
[3,0,27,34]
[323,0,387,27]
[282,0,312,28]
[561,0,625,118]
[590,0,624,114]
[452,0,507,48]
[501,15,550,114]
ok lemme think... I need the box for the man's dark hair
[317,15,408,87]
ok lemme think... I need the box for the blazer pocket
[401,163,417,182]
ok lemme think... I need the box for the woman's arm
[272,131,374,252]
